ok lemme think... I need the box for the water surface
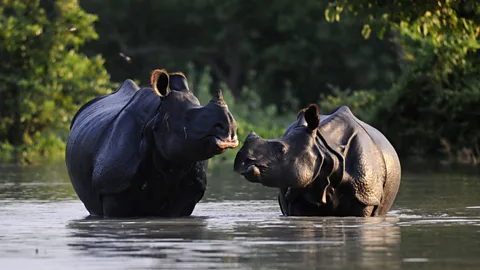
[0,162,479,269]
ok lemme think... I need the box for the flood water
[0,161,479,270]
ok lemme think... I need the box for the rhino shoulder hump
[70,79,140,130]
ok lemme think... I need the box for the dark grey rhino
[66,69,238,217]
[234,104,401,217]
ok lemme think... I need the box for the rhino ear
[304,104,320,131]
[271,140,288,155]
[150,69,170,97]
[168,72,189,91]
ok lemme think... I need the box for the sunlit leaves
[396,7,480,78]
[324,3,343,22]
[0,0,111,162]
[326,0,480,80]
[361,24,372,39]
[322,0,480,159]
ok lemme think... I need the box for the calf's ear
[304,104,320,131]
[150,69,170,97]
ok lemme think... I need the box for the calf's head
[234,104,322,188]
[150,69,238,162]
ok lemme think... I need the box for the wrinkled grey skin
[66,69,238,217]
[234,104,401,217]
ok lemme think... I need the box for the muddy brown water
[0,161,479,269]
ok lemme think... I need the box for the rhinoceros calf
[234,104,401,217]
[66,69,238,217]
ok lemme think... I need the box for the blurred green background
[0,0,479,166]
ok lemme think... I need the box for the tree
[0,0,111,163]
[324,0,480,160]
[80,0,400,110]
[325,0,480,75]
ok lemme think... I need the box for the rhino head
[233,104,322,188]
[149,69,238,162]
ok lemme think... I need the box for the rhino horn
[209,89,227,107]
[246,131,258,140]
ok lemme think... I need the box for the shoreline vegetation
[1,1,479,167]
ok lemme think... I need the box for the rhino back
[351,115,401,215]
[66,80,160,214]
[91,87,161,195]
[70,80,139,132]
[319,106,390,207]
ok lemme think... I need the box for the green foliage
[0,0,479,166]
[372,61,480,159]
[326,0,480,85]
[323,0,480,162]
[326,1,480,38]
[395,9,479,78]
[0,0,111,163]
[381,2,479,160]
[318,67,480,161]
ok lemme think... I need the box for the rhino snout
[240,164,262,183]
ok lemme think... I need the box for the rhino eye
[271,141,287,154]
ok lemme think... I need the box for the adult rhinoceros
[234,104,401,217]
[66,69,238,217]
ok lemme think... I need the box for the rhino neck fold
[140,109,192,180]
[314,131,344,186]
[295,132,344,207]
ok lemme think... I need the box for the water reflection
[67,217,212,259]
[0,162,479,269]
[66,203,402,269]
[223,216,402,269]
[0,162,76,200]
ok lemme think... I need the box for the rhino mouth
[214,136,239,150]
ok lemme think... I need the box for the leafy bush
[369,4,480,161]
[373,64,480,160]
[316,58,480,162]
[0,0,112,163]
[323,1,480,164]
